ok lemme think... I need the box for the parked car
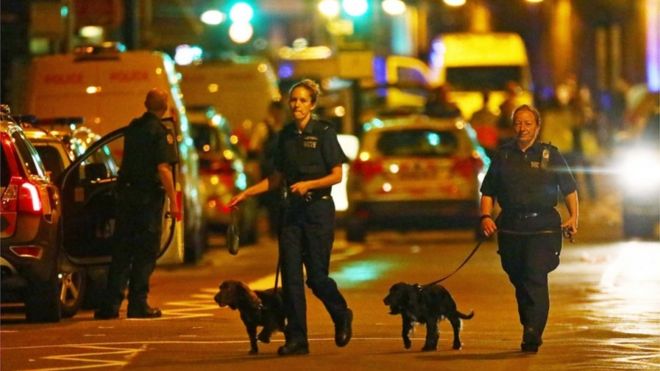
[1,110,62,322]
[22,121,123,315]
[345,114,490,242]
[187,105,258,245]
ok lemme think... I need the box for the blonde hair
[289,79,321,104]
[512,104,541,125]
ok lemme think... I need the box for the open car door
[58,128,175,266]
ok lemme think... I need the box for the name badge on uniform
[530,161,540,168]
[303,136,318,148]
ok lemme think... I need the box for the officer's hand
[561,218,578,237]
[228,193,246,209]
[290,181,310,196]
[481,217,497,237]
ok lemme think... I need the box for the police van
[428,32,534,118]
[24,43,205,265]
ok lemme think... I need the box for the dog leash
[423,238,485,287]
[422,227,574,288]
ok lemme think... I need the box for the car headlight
[616,148,660,193]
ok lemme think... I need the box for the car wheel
[25,272,61,323]
[59,269,86,318]
[346,217,366,243]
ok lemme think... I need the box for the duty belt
[503,209,553,219]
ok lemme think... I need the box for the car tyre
[59,268,87,318]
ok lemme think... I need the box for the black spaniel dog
[383,282,474,351]
[214,280,285,354]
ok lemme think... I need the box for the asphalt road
[2,173,659,371]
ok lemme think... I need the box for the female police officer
[229,79,352,356]
[479,104,579,353]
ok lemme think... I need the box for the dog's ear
[237,282,262,309]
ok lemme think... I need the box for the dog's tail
[457,310,474,320]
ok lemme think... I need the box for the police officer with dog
[479,104,579,353]
[229,79,352,356]
[95,88,180,320]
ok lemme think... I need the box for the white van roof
[25,49,185,135]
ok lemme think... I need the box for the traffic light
[228,2,254,44]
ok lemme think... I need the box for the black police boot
[521,327,543,353]
[335,308,353,347]
[277,340,309,356]
[127,305,162,319]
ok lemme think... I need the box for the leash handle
[423,238,484,287]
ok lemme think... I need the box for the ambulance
[428,32,534,118]
[24,43,205,265]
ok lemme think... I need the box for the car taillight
[452,156,483,179]
[352,159,384,181]
[3,177,42,215]
[10,245,43,259]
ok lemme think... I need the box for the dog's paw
[403,338,412,349]
[421,344,437,352]
[452,342,463,350]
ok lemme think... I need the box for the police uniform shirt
[274,119,346,195]
[480,139,577,212]
[119,112,178,189]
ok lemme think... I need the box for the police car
[345,113,490,242]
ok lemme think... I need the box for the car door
[58,128,176,265]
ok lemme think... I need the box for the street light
[343,0,368,17]
[200,10,226,25]
[444,0,466,6]
[318,0,341,18]
[382,0,406,16]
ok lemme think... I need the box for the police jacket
[480,139,577,213]
[118,112,178,190]
[274,119,347,196]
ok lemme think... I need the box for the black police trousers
[278,197,348,342]
[497,210,562,340]
[103,187,164,311]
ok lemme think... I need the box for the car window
[376,129,459,157]
[11,131,47,178]
[34,145,66,179]
[1,146,10,187]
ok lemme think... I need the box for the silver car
[346,114,490,242]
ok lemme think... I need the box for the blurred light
[210,176,219,185]
[86,86,101,94]
[616,148,660,192]
[202,144,210,152]
[358,151,371,161]
[444,0,466,6]
[318,0,340,18]
[278,62,294,79]
[257,63,268,73]
[389,164,400,174]
[229,2,254,23]
[229,23,254,44]
[208,83,219,93]
[343,0,368,17]
[382,0,406,15]
[647,0,660,92]
[156,67,163,75]
[382,182,392,192]
[525,0,543,2]
[79,26,103,38]
[60,5,69,17]
[200,9,226,25]
[333,106,346,117]
[174,44,203,65]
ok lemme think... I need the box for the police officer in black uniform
[479,104,579,353]
[95,88,180,320]
[229,79,352,356]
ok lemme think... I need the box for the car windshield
[376,129,459,157]
[34,145,66,179]
[446,66,522,91]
